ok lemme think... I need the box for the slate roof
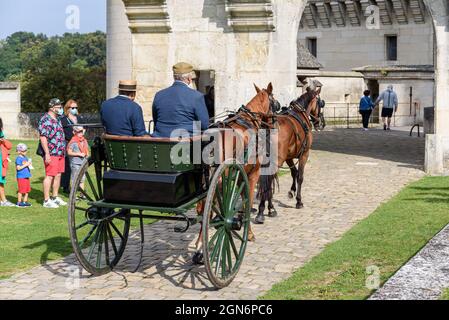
[297,43,323,70]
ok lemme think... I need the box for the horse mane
[295,90,316,109]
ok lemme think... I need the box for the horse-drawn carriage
[68,132,251,289]
[68,83,321,289]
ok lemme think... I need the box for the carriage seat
[101,134,206,207]
[102,134,203,173]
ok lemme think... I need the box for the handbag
[36,140,45,158]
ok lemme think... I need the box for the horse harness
[274,100,313,166]
[210,105,273,175]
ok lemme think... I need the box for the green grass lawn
[261,176,449,300]
[0,140,74,279]
[0,139,154,280]
[440,289,449,300]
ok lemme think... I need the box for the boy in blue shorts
[16,143,32,207]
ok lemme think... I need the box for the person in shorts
[38,98,67,208]
[375,85,398,131]
[15,143,32,208]
[67,126,89,198]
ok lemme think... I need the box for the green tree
[0,31,106,112]
[0,32,47,81]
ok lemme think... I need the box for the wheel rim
[203,161,250,288]
[68,158,130,276]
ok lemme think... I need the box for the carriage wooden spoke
[202,160,250,288]
[68,156,130,276]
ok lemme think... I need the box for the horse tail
[257,171,278,200]
[257,123,278,200]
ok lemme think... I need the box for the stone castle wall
[298,22,434,71]
[0,82,21,139]
[107,0,307,120]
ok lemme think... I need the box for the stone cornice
[353,64,435,80]
[122,0,171,33]
[391,0,408,24]
[346,0,361,26]
[225,0,275,32]
[301,0,429,29]
[330,1,346,27]
[409,0,426,24]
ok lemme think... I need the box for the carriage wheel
[68,158,130,276]
[202,159,250,288]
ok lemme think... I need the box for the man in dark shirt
[100,80,148,136]
[152,62,209,138]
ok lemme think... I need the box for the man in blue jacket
[100,80,148,136]
[152,62,209,138]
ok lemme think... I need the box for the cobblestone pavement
[0,128,425,300]
[370,223,449,300]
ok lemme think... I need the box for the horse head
[248,83,276,115]
[294,89,320,130]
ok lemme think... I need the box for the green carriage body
[100,135,207,209]
[104,136,201,173]
[69,131,251,289]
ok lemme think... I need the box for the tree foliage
[0,31,106,112]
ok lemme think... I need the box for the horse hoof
[288,191,294,199]
[248,233,256,242]
[296,203,304,209]
[192,252,204,265]
[268,209,278,218]
[254,215,265,224]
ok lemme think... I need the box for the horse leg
[192,200,205,264]
[268,197,278,218]
[287,159,297,199]
[296,153,309,209]
[247,170,260,241]
[255,195,266,224]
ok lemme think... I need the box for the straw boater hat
[118,80,137,92]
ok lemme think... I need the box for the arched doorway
[295,0,448,174]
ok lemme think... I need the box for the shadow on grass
[22,237,72,265]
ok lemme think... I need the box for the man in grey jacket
[375,85,398,131]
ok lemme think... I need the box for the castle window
[386,35,397,61]
[307,38,317,58]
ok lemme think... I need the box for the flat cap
[173,62,194,74]
[119,80,137,92]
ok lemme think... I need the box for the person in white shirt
[375,85,398,131]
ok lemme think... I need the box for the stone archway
[296,0,448,174]
[422,0,449,174]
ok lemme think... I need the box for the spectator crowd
[0,98,88,208]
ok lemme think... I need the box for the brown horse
[192,83,276,263]
[255,88,321,224]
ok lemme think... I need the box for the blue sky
[0,0,106,40]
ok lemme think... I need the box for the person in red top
[0,118,14,207]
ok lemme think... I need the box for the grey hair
[174,72,192,81]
